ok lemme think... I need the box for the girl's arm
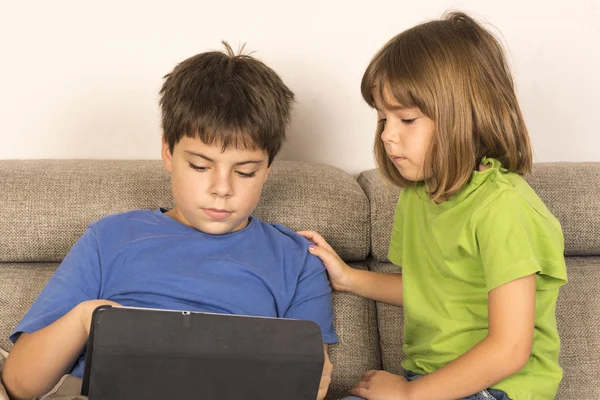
[353,274,536,400]
[340,268,403,307]
[298,231,403,306]
[406,274,536,400]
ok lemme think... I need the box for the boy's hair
[361,11,532,200]
[159,42,295,165]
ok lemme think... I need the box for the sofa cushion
[555,257,600,400]
[359,163,600,261]
[524,163,600,256]
[356,171,400,262]
[254,161,370,262]
[0,160,369,263]
[368,262,404,375]
[327,262,382,399]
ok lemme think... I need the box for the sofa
[0,159,598,399]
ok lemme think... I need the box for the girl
[300,11,567,400]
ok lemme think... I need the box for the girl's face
[374,89,435,182]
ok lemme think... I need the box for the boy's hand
[317,345,333,400]
[297,231,356,292]
[350,370,411,400]
[77,300,121,335]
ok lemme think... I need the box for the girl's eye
[188,163,207,171]
[236,171,256,178]
[402,119,416,124]
[378,118,387,125]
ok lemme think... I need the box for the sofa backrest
[358,163,600,262]
[0,160,370,263]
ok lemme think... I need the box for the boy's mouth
[202,208,232,221]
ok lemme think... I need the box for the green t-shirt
[388,158,567,400]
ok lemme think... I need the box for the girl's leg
[460,389,511,399]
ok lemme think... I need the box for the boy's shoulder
[89,209,157,231]
[250,217,312,251]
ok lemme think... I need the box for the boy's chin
[194,218,250,235]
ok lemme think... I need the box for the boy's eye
[378,118,387,125]
[402,119,416,124]
[188,162,207,171]
[236,171,256,178]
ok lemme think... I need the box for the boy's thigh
[39,375,86,400]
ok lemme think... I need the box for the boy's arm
[317,344,333,400]
[2,300,119,400]
[3,227,107,399]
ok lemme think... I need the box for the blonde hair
[361,11,532,201]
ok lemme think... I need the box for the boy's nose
[210,176,233,198]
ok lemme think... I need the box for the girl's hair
[361,11,532,200]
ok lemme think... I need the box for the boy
[2,43,337,400]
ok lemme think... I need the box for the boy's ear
[161,138,173,174]
[263,164,273,183]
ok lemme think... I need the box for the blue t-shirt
[11,209,338,377]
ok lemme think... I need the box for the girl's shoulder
[477,170,563,236]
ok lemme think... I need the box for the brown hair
[361,11,532,201]
[159,42,295,165]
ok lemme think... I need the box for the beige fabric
[356,170,400,262]
[0,160,369,263]
[0,263,57,352]
[0,160,173,264]
[254,161,370,262]
[554,257,600,400]
[327,263,381,399]
[39,375,84,400]
[359,163,600,261]
[0,380,8,400]
[525,163,600,256]
[368,262,405,376]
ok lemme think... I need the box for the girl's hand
[297,230,356,292]
[350,370,411,400]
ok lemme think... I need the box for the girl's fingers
[297,230,335,252]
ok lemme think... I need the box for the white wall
[1,0,598,174]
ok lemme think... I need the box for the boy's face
[162,136,272,235]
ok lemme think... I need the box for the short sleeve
[10,227,102,343]
[387,189,405,266]
[475,191,568,292]
[283,254,338,344]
